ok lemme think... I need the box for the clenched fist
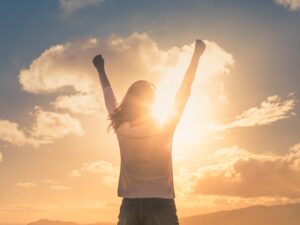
[195,39,206,56]
[93,54,105,70]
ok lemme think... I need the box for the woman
[93,39,206,225]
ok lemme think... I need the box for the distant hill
[28,219,79,225]
[27,219,113,225]
[25,202,300,225]
[180,202,300,225]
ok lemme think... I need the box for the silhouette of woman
[93,39,206,225]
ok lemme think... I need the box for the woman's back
[93,39,206,225]
[116,119,175,198]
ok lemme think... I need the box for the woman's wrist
[97,66,105,73]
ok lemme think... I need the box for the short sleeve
[103,86,118,114]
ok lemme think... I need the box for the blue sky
[1,0,300,117]
[1,0,300,153]
[1,0,300,223]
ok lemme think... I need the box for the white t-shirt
[103,86,189,199]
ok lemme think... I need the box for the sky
[0,0,300,224]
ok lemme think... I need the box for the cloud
[178,143,300,199]
[0,203,44,213]
[19,33,234,116]
[0,108,83,148]
[16,179,69,190]
[274,0,300,11]
[17,182,37,188]
[49,184,69,191]
[59,0,105,14]
[18,34,165,94]
[30,107,83,144]
[14,32,234,151]
[209,94,296,131]
[69,169,82,177]
[40,179,69,190]
[0,120,36,147]
[198,41,234,78]
[19,39,99,94]
[70,160,118,186]
[41,179,60,184]
[52,93,101,114]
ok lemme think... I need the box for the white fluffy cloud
[19,39,99,94]
[52,93,101,114]
[177,143,300,199]
[59,0,105,13]
[19,33,234,116]
[209,94,296,131]
[0,120,36,147]
[0,108,83,148]
[275,0,300,11]
[11,32,234,149]
[70,160,118,186]
[30,107,83,144]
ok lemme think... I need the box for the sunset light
[1,1,300,225]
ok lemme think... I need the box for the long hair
[109,80,156,130]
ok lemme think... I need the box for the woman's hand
[93,54,105,70]
[194,39,206,56]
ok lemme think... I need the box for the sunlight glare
[151,49,193,124]
[152,78,176,124]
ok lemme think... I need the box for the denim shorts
[117,198,179,225]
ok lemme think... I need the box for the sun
[151,48,193,124]
[151,74,180,124]
[151,91,174,125]
[151,67,207,141]
[150,51,210,158]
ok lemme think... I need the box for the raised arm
[179,40,206,93]
[93,55,118,114]
[166,40,206,134]
[93,54,112,88]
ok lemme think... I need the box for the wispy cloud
[209,94,296,131]
[41,179,69,190]
[0,203,45,213]
[274,0,300,11]
[49,184,69,191]
[70,160,118,186]
[16,179,69,191]
[59,0,105,14]
[41,179,60,185]
[17,182,37,188]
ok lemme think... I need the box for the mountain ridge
[180,202,300,225]
[6,202,300,225]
